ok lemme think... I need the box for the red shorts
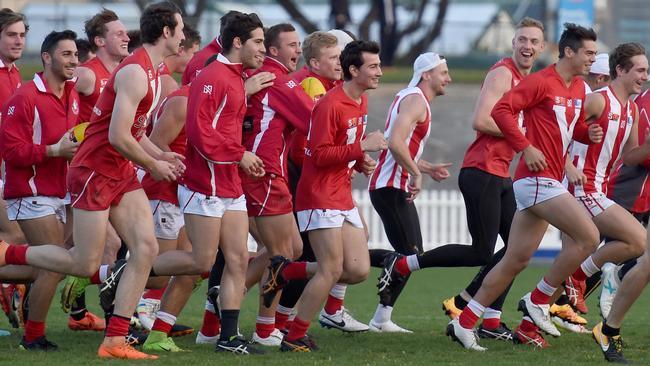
[242,175,293,217]
[68,166,141,211]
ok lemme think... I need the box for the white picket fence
[352,189,563,254]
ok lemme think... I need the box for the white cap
[327,29,354,49]
[590,53,609,76]
[408,52,447,88]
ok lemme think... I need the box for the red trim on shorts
[533,177,540,206]
[181,190,196,212]
[258,178,273,216]
[579,197,596,218]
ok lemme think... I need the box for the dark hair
[75,38,93,62]
[84,8,119,52]
[219,10,244,35]
[340,40,380,81]
[140,1,182,45]
[609,42,647,80]
[221,13,263,53]
[558,23,597,58]
[127,29,141,53]
[0,8,28,35]
[41,30,77,64]
[181,22,200,50]
[264,23,295,51]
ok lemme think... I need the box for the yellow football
[300,77,326,101]
[70,122,90,143]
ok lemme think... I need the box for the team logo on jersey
[574,99,582,108]
[148,69,153,80]
[608,112,620,121]
[286,80,297,89]
[93,106,102,116]
[567,99,573,107]
[6,105,14,116]
[72,99,79,115]
[203,85,213,95]
[554,96,566,106]
[99,79,108,93]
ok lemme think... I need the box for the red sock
[105,314,130,337]
[89,270,101,284]
[481,317,500,330]
[256,321,275,338]
[323,295,344,315]
[5,245,28,265]
[282,262,307,280]
[286,317,310,342]
[519,318,537,333]
[572,267,587,282]
[143,287,166,300]
[24,320,45,342]
[530,288,551,305]
[275,312,290,330]
[200,272,210,279]
[200,310,220,337]
[286,319,294,330]
[151,317,173,334]
[458,307,480,329]
[394,257,410,276]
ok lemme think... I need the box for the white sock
[466,300,486,318]
[205,299,215,313]
[536,278,556,296]
[256,315,274,325]
[372,304,393,324]
[329,283,347,299]
[406,254,420,272]
[580,256,600,277]
[276,305,293,315]
[156,311,176,327]
[483,307,501,320]
[98,265,109,283]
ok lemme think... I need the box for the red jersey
[77,57,110,122]
[569,86,635,196]
[242,57,312,178]
[369,86,431,191]
[181,38,221,86]
[608,89,650,213]
[141,86,189,205]
[159,62,171,77]
[0,59,21,120]
[288,69,339,168]
[462,57,524,177]
[492,64,591,182]
[183,54,246,198]
[295,85,367,211]
[1,73,80,199]
[71,48,161,180]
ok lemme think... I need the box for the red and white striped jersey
[241,57,312,178]
[569,86,635,196]
[607,89,650,214]
[368,86,431,192]
[492,64,592,182]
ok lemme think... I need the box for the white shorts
[136,167,146,183]
[178,185,247,218]
[575,192,616,218]
[6,195,67,223]
[150,199,184,240]
[513,177,568,211]
[296,207,364,232]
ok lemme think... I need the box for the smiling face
[311,45,342,81]
[270,30,301,72]
[567,40,597,76]
[0,21,26,64]
[164,13,185,57]
[240,27,266,70]
[101,20,129,59]
[618,54,649,95]
[422,63,452,96]
[511,26,544,72]
[45,39,78,81]
[352,52,382,90]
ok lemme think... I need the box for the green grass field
[0,265,648,365]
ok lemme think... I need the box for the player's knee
[575,226,600,255]
[629,232,646,258]
[321,262,343,283]
[344,264,369,284]
[222,251,248,274]
[134,238,159,261]
[77,261,101,277]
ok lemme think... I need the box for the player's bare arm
[471,67,513,136]
[73,66,96,96]
[622,104,650,165]
[149,95,186,152]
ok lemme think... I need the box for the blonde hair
[302,31,338,66]
[516,17,544,32]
